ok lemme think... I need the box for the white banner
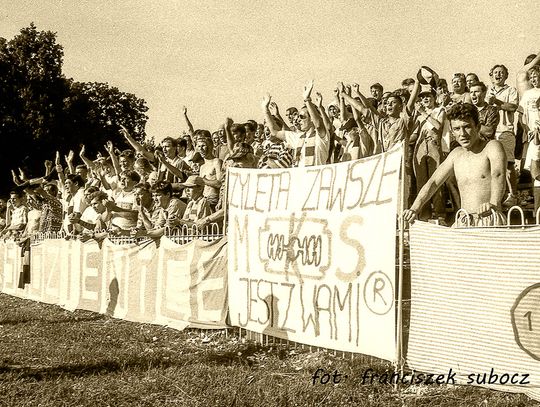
[408,222,540,402]
[227,144,402,360]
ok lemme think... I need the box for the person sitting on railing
[175,176,213,227]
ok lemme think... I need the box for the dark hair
[244,121,257,133]
[527,65,540,79]
[401,78,415,86]
[119,149,135,160]
[10,188,24,198]
[469,81,487,93]
[134,182,151,191]
[231,124,246,136]
[120,170,141,183]
[134,157,153,172]
[194,129,212,140]
[151,180,173,196]
[84,186,99,195]
[66,174,85,187]
[447,103,480,127]
[370,83,383,91]
[177,138,188,149]
[89,190,108,202]
[75,164,88,172]
[391,89,408,104]
[489,64,509,79]
[161,137,177,147]
[436,78,448,88]
[285,107,298,115]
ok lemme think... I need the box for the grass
[0,293,538,406]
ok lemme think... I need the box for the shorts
[495,131,515,162]
[453,210,506,228]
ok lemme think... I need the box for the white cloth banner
[408,222,540,402]
[227,144,402,360]
[2,237,228,332]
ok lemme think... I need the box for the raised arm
[55,151,66,186]
[224,117,236,151]
[269,101,291,131]
[407,78,420,115]
[104,141,121,177]
[517,51,540,96]
[182,106,195,146]
[303,80,324,133]
[65,150,75,175]
[120,125,155,162]
[314,92,334,137]
[154,149,188,180]
[262,94,286,141]
[79,145,97,171]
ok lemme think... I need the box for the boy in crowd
[403,103,506,226]
[485,65,519,205]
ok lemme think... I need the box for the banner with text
[227,144,402,360]
[2,237,228,331]
[408,222,540,402]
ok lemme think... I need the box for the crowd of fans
[1,52,540,243]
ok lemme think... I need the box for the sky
[1,0,539,142]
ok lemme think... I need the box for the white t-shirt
[486,84,518,134]
[283,127,329,167]
[111,189,137,230]
[519,87,540,135]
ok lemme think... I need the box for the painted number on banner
[511,283,540,361]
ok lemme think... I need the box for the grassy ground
[0,293,538,407]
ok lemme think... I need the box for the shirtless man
[194,132,222,209]
[403,103,506,226]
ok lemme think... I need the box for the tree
[0,24,149,196]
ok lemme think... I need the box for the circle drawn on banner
[363,271,394,315]
[511,283,540,361]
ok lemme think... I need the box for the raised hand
[269,101,278,115]
[55,151,61,166]
[18,168,27,181]
[44,160,53,175]
[104,141,114,154]
[352,83,360,94]
[303,80,314,100]
[261,93,272,109]
[225,117,234,128]
[11,170,20,185]
[315,92,324,108]
[344,85,352,96]
[79,144,86,156]
[65,150,74,163]
[182,105,187,115]
[337,82,345,94]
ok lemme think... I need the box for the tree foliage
[0,23,149,196]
